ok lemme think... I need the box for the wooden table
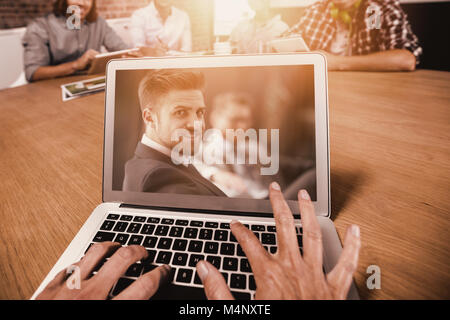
[0,70,448,299]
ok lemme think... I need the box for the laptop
[31,53,359,300]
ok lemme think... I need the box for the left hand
[317,50,343,71]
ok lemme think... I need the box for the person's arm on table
[322,49,416,72]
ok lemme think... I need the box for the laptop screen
[108,59,322,216]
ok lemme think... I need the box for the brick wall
[0,0,214,50]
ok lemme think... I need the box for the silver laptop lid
[103,54,330,218]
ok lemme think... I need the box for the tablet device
[269,36,310,53]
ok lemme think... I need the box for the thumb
[196,261,234,300]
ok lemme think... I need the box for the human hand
[36,242,171,300]
[73,49,99,71]
[318,50,344,71]
[211,171,248,194]
[196,182,361,299]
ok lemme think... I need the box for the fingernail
[300,189,310,200]
[351,225,360,238]
[271,182,280,191]
[230,220,239,226]
[197,261,209,281]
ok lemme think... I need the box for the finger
[269,182,301,259]
[113,265,171,300]
[327,225,361,299]
[89,245,148,296]
[35,268,68,299]
[230,220,270,276]
[298,189,323,268]
[77,242,120,280]
[196,261,234,300]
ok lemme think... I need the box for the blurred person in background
[284,0,422,71]
[129,0,192,56]
[22,0,129,82]
[229,0,289,54]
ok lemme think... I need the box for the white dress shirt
[130,1,192,52]
[141,134,172,158]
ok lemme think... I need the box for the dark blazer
[123,142,226,196]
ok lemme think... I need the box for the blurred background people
[284,0,422,71]
[229,0,289,54]
[22,0,129,82]
[130,0,192,56]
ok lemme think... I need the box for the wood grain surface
[0,70,449,299]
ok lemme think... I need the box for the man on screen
[122,69,226,196]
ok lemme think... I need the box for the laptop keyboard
[87,212,303,300]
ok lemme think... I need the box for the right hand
[196,183,361,299]
[73,49,99,71]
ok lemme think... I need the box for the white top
[130,1,192,52]
[141,134,172,158]
[329,20,351,56]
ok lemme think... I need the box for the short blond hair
[138,69,205,112]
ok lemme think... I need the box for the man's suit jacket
[123,142,226,196]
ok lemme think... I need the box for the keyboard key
[175,219,189,226]
[155,225,169,236]
[299,227,303,234]
[230,274,246,289]
[161,218,174,225]
[189,254,204,267]
[206,256,221,269]
[173,239,188,251]
[267,226,276,232]
[141,224,156,235]
[229,233,238,242]
[240,259,252,273]
[205,222,218,228]
[157,237,173,250]
[172,253,188,266]
[193,271,202,284]
[297,235,303,247]
[100,220,115,231]
[269,246,277,254]
[251,224,265,232]
[169,226,184,237]
[222,257,238,271]
[221,272,229,284]
[114,233,129,245]
[253,232,260,240]
[127,223,142,234]
[220,243,235,256]
[190,220,203,227]
[84,243,94,254]
[133,216,146,223]
[204,242,218,254]
[236,245,245,257]
[214,230,228,241]
[184,228,198,239]
[261,233,276,245]
[120,215,133,221]
[156,251,172,264]
[93,231,115,242]
[125,263,143,277]
[113,222,128,232]
[143,250,157,264]
[128,235,143,246]
[199,229,213,240]
[142,263,158,274]
[176,268,193,283]
[148,217,160,224]
[142,236,157,248]
[249,275,256,290]
[188,240,203,253]
[112,278,134,296]
[220,223,230,229]
[231,291,251,300]
[107,214,119,220]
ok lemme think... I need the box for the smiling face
[67,0,93,20]
[143,89,206,150]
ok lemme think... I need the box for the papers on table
[61,76,105,101]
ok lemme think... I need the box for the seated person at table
[22,0,130,82]
[230,0,289,54]
[122,69,226,196]
[195,92,271,199]
[284,0,422,71]
[129,0,192,56]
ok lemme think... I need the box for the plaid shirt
[286,0,422,63]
